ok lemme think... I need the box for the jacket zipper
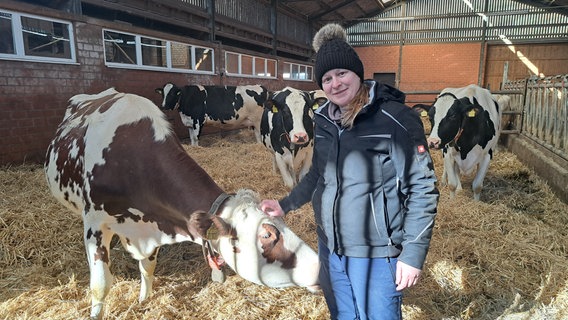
[318,111,343,252]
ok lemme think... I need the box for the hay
[1,130,568,319]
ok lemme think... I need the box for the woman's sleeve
[395,108,439,270]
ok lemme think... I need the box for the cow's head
[210,189,320,291]
[427,93,483,149]
[155,83,181,110]
[264,87,316,147]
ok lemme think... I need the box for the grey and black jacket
[279,81,439,270]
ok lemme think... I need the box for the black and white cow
[45,88,320,319]
[427,84,504,200]
[155,83,269,146]
[260,87,326,188]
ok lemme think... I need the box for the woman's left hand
[395,260,422,291]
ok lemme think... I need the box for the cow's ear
[189,210,213,238]
[313,97,327,110]
[211,216,235,238]
[264,100,277,112]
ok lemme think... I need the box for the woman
[261,23,439,320]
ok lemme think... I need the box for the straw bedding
[1,129,567,319]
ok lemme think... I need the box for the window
[195,47,213,72]
[224,51,276,78]
[141,37,166,67]
[0,10,75,63]
[283,62,313,81]
[103,29,214,74]
[104,31,136,64]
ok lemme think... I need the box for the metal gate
[502,74,568,161]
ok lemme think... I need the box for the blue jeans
[318,240,403,320]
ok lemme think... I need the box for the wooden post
[501,61,509,90]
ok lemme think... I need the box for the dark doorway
[373,73,396,87]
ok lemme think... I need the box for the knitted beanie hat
[313,23,364,88]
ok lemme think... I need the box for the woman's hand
[395,260,422,291]
[260,199,285,217]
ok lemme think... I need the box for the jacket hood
[368,80,406,105]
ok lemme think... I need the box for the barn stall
[1,128,568,319]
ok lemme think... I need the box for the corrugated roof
[279,0,568,28]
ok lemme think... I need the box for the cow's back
[202,85,267,129]
[45,88,173,214]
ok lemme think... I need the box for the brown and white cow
[155,83,268,146]
[44,88,320,319]
[426,84,504,200]
[260,87,326,188]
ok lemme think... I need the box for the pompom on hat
[313,23,364,88]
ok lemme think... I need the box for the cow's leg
[275,153,295,188]
[440,166,447,186]
[179,113,199,146]
[295,148,312,182]
[253,127,262,144]
[189,128,199,146]
[443,156,461,198]
[472,152,491,201]
[271,155,278,174]
[298,160,310,182]
[453,161,463,192]
[84,223,114,320]
[138,247,159,302]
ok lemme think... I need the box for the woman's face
[321,69,361,108]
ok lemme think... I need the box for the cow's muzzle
[427,137,441,149]
[291,132,309,145]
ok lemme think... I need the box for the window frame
[0,9,76,64]
[103,28,215,74]
[224,51,277,79]
[283,61,313,81]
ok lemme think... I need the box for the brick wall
[356,42,568,106]
[356,43,482,105]
[356,46,401,79]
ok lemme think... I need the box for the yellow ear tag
[467,109,476,118]
[206,224,219,240]
[421,110,427,117]
[312,103,319,110]
[272,106,278,113]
